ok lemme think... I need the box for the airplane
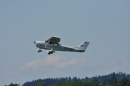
[33,36,89,54]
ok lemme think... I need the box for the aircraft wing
[46,36,60,44]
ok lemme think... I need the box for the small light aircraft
[33,36,89,54]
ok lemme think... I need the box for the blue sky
[0,0,130,85]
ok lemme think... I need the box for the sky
[0,0,130,85]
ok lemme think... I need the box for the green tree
[36,82,46,86]
[108,74,117,85]
[126,79,130,86]
[91,77,100,86]
[8,83,20,86]
[117,78,129,86]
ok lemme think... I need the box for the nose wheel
[37,49,42,52]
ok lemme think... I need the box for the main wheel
[37,49,42,52]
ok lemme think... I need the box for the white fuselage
[35,41,85,52]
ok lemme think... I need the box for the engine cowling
[47,49,55,54]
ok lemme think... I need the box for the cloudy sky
[0,0,130,85]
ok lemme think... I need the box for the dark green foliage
[50,81,93,86]
[91,77,100,86]
[36,81,46,86]
[20,72,130,86]
[6,83,20,86]
[116,78,130,86]
[108,74,117,85]
[4,72,130,86]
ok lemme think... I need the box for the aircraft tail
[76,41,89,52]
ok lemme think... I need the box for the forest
[6,72,130,86]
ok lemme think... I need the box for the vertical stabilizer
[77,41,89,51]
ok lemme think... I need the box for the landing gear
[47,49,55,55]
[37,49,42,52]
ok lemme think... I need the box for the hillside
[22,72,130,86]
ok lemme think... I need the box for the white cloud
[21,55,87,70]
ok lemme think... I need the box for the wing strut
[45,40,50,49]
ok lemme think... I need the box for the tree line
[5,72,130,86]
